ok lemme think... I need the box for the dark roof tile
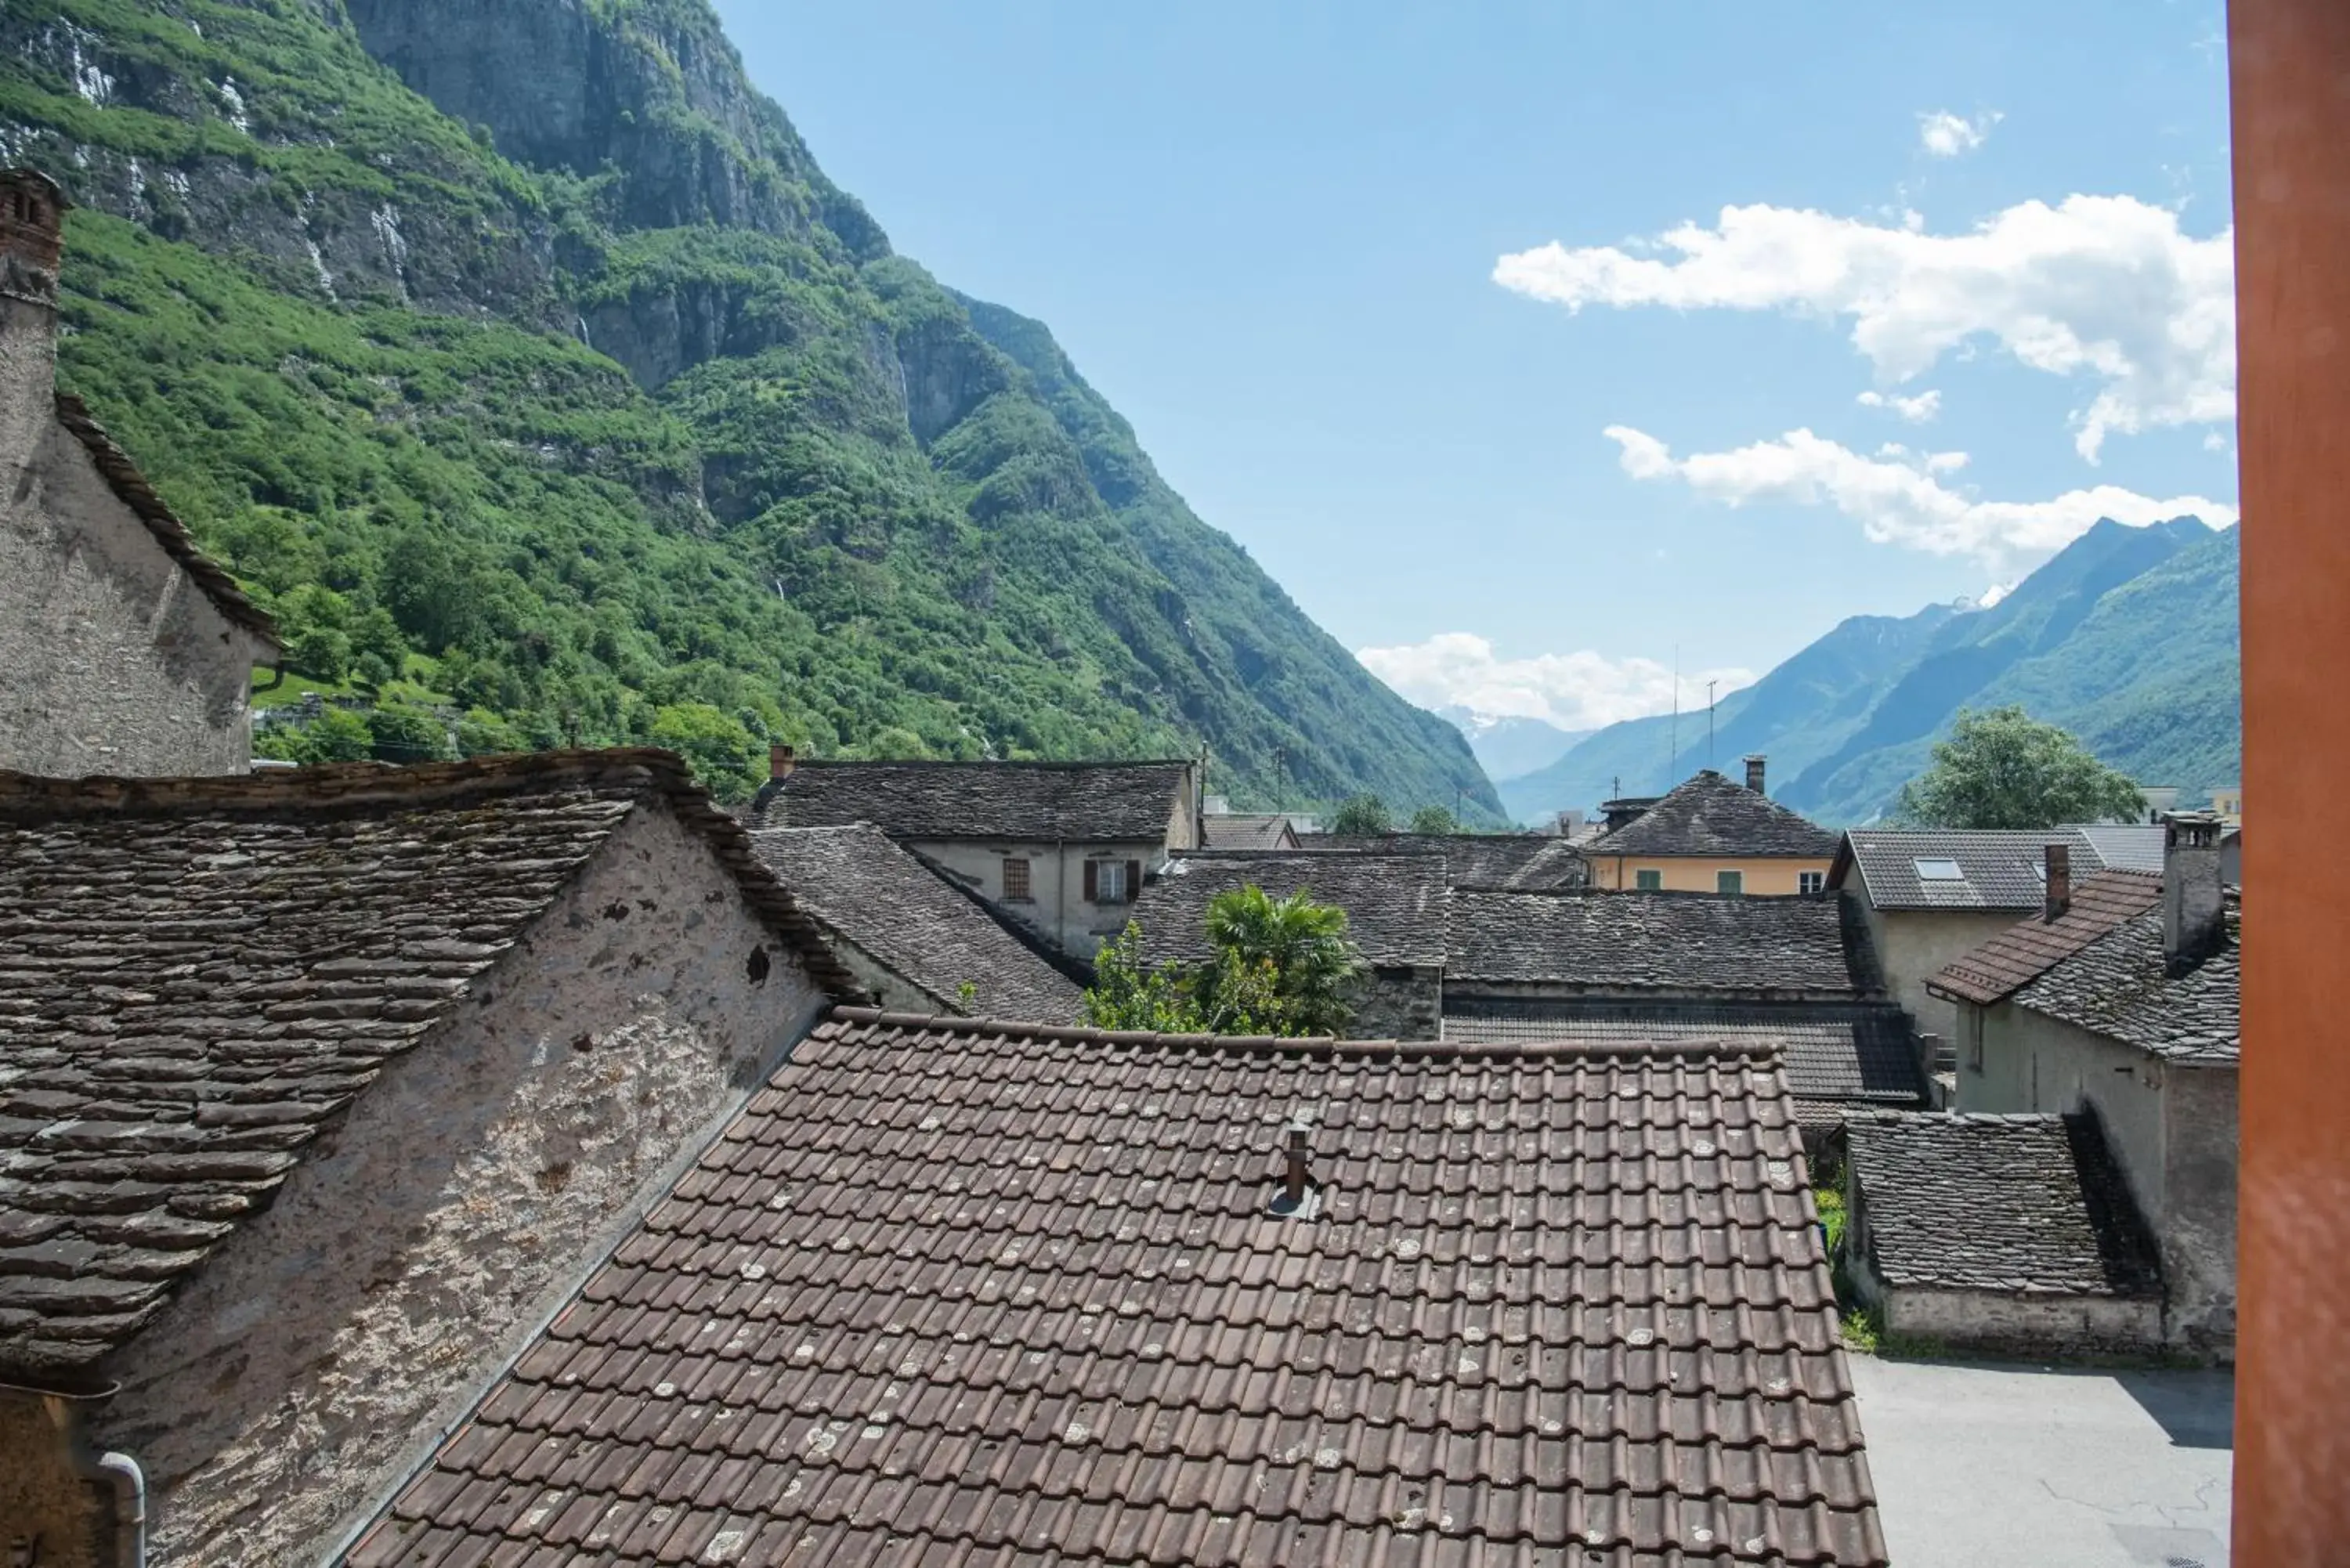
[1831,829,2139,912]
[2016,903,2240,1063]
[1448,891,1881,998]
[1847,1111,2161,1296]
[1929,871,2164,1006]
[1198,815,1297,851]
[1312,833,1588,890]
[751,761,1192,843]
[1584,772,1837,860]
[1133,852,1448,967]
[0,750,859,1384]
[356,1009,1889,1566]
[750,826,1083,1022]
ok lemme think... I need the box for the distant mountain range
[1499,518,2241,826]
[1437,708,1593,784]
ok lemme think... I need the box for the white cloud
[1604,423,2237,566]
[1494,195,2236,461]
[1977,581,2016,609]
[1356,632,1755,732]
[1857,388,1943,423]
[1918,109,2001,157]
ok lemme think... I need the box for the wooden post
[2229,2,2350,1559]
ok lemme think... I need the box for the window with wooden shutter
[1082,860,1099,901]
[1125,859,1141,904]
[1091,860,1129,905]
[1002,857,1032,901]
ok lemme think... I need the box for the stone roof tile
[350,1008,1890,1567]
[2016,903,2240,1064]
[1448,890,1882,998]
[1585,771,1837,861]
[751,760,1192,842]
[1133,852,1448,968]
[1314,833,1588,890]
[1928,871,2164,1006]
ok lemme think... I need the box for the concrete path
[1849,1354,2232,1567]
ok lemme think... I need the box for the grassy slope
[5,0,1496,814]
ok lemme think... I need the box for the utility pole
[1668,644,1679,785]
[1707,679,1718,768]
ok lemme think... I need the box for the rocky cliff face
[1,0,1498,815]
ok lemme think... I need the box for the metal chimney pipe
[1282,1125,1308,1209]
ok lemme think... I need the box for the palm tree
[1201,885,1362,1036]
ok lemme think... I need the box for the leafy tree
[1896,706,2145,829]
[1329,794,1394,836]
[1408,805,1459,834]
[649,702,765,800]
[255,706,375,764]
[1084,887,1363,1037]
[456,707,525,757]
[368,702,457,763]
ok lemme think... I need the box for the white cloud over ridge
[1605,424,2237,565]
[1494,196,2236,460]
[1856,388,1942,423]
[1918,109,2001,157]
[1356,632,1755,732]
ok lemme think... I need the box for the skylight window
[1913,858,1966,882]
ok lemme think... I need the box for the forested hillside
[1,0,1498,813]
[1504,518,2241,826]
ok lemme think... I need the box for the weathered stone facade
[1350,965,1442,1041]
[71,803,827,1564]
[1,1391,109,1568]
[1,168,278,779]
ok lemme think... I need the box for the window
[1799,871,1826,894]
[1716,869,1744,897]
[1634,869,1663,891]
[1912,858,1966,882]
[1086,858,1134,905]
[1000,857,1031,901]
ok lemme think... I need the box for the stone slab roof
[0,750,859,1385]
[750,826,1084,1023]
[2016,903,2240,1064]
[1831,829,2102,912]
[350,1009,1888,1567]
[1846,1111,2161,1298]
[1134,851,1448,968]
[52,392,282,652]
[1928,870,2163,1006]
[751,760,1192,843]
[1199,814,1298,851]
[1441,1002,1925,1109]
[1584,771,1838,861]
[1315,833,1588,891]
[1448,891,1883,999]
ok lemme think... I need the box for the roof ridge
[819,1005,1786,1063]
[785,757,1195,771]
[52,391,281,651]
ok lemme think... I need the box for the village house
[1441,888,1927,1136]
[1914,815,2240,1356]
[0,751,862,1566]
[749,824,1086,1022]
[750,751,1199,960]
[1312,829,1589,889]
[1840,1108,2166,1356]
[1197,811,1301,849]
[1580,758,1839,894]
[1828,826,2160,1060]
[0,169,281,779]
[342,1009,1890,1566]
[1130,850,1448,1038]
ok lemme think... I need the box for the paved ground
[1850,1354,2233,1568]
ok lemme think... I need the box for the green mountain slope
[1506,519,2240,826]
[2,0,1496,815]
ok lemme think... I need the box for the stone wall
[1353,966,1441,1041]
[2,419,267,778]
[86,801,828,1565]
[1879,1284,2164,1356]
[0,1392,107,1568]
[1851,896,2019,1054]
[2161,1064,2240,1355]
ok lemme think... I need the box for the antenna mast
[1668,645,1679,785]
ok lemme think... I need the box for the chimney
[1744,754,1767,794]
[0,168,68,465]
[2162,812,2227,976]
[1267,1119,1318,1218]
[768,743,796,782]
[2044,843,2070,923]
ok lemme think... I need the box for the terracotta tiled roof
[1199,813,1299,850]
[1448,891,1883,998]
[2016,902,2239,1064]
[1315,832,1589,890]
[1847,1111,2161,1298]
[1584,772,1837,861]
[0,750,861,1385]
[751,760,1192,842]
[1830,829,2098,912]
[349,1009,1889,1566]
[750,825,1084,1023]
[1441,1001,1925,1109]
[1927,871,2162,1006]
[51,392,282,652]
[1137,851,1449,967]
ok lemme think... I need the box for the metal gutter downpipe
[98,1451,146,1568]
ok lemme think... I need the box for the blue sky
[714,1,2236,731]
